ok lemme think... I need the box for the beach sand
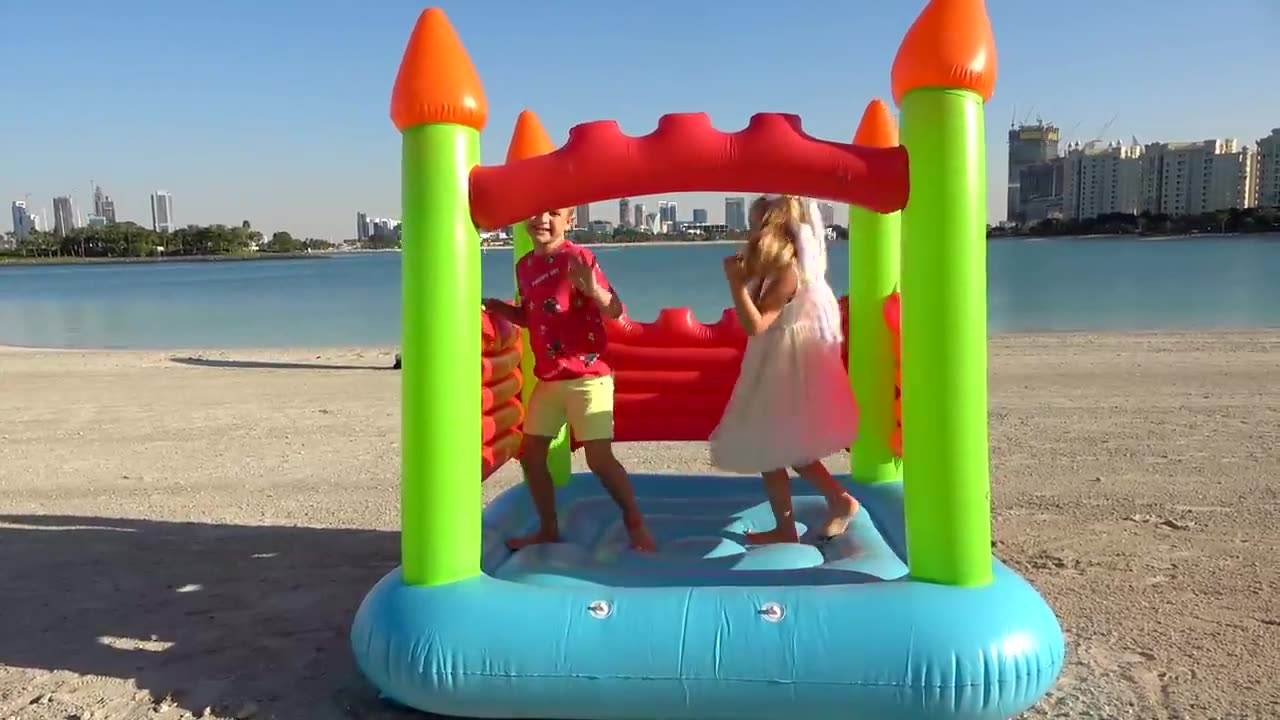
[1,334,1277,720]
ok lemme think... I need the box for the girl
[710,195,859,544]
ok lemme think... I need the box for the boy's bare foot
[506,527,560,551]
[745,526,800,545]
[816,492,859,539]
[626,524,657,552]
[621,512,657,552]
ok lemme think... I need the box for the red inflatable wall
[483,294,903,463]
[481,312,524,480]
[604,308,749,442]
[601,295,900,446]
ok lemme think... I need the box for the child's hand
[722,255,748,287]
[568,257,597,295]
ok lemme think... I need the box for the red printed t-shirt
[516,242,615,381]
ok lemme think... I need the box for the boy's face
[526,208,573,249]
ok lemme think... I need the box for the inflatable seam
[383,657,1063,688]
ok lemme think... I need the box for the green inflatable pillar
[504,111,572,488]
[891,0,999,587]
[848,98,903,484]
[390,8,489,587]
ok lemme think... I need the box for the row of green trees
[0,222,340,260]
[990,206,1280,238]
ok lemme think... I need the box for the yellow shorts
[524,375,614,442]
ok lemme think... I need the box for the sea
[1,236,1277,349]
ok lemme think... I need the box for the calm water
[1,237,1277,349]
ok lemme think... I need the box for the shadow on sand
[0,514,430,719]
[169,357,394,371]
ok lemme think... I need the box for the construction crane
[1061,120,1083,147]
[1010,104,1048,130]
[1082,115,1118,152]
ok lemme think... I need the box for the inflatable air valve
[390,7,488,587]
[892,0,998,587]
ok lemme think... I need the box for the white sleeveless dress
[709,273,859,473]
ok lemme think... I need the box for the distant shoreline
[5,328,1278,355]
[5,233,1275,268]
[482,239,743,250]
[989,231,1280,241]
[0,251,340,267]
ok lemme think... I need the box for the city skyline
[9,187,176,239]
[5,1,1280,238]
[1009,127,1280,224]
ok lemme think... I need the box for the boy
[483,207,656,552]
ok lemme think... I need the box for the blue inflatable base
[352,472,1065,719]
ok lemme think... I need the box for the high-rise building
[1007,121,1061,222]
[818,202,835,227]
[92,185,116,223]
[618,197,631,227]
[725,197,746,230]
[1061,142,1143,220]
[644,212,658,230]
[1139,139,1256,216]
[575,204,591,228]
[633,203,646,229]
[1256,129,1280,208]
[1018,158,1066,222]
[657,201,678,231]
[356,211,370,241]
[368,217,401,240]
[52,195,79,236]
[151,191,175,233]
[10,200,38,240]
[692,208,708,223]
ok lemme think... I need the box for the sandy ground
[1,334,1277,720]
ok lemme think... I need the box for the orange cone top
[391,8,488,132]
[505,110,556,162]
[853,99,899,148]
[891,0,997,106]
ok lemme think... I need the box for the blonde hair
[742,194,807,282]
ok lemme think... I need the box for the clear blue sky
[4,0,1279,239]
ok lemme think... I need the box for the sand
[1,334,1277,720]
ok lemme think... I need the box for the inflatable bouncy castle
[352,1,1066,718]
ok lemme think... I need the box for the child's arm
[572,257,623,319]
[729,266,798,336]
[587,281,623,319]
[482,298,527,326]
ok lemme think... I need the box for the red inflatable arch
[469,112,910,230]
[467,108,911,464]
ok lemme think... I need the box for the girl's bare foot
[816,492,859,539]
[506,526,560,550]
[745,526,800,545]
